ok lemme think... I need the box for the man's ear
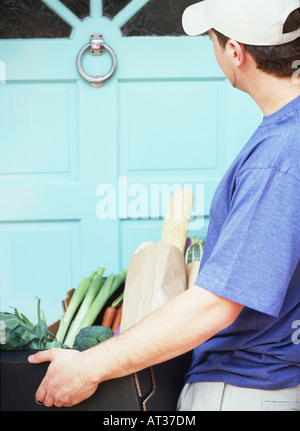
[226,39,245,67]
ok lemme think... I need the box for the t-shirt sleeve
[195,168,300,317]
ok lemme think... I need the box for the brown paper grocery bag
[120,242,200,333]
[120,188,200,333]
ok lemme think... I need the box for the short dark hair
[213,8,300,78]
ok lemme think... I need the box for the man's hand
[28,348,99,407]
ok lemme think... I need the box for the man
[29,0,300,411]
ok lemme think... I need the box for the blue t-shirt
[185,96,300,390]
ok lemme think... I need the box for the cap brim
[182,1,212,36]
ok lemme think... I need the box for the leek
[64,266,105,347]
[68,268,127,347]
[79,269,127,329]
[111,291,124,308]
[55,269,99,343]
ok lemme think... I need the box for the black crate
[0,349,192,411]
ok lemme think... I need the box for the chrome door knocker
[77,34,117,87]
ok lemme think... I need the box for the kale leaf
[0,299,65,350]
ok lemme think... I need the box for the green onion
[64,266,105,347]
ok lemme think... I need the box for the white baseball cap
[182,0,300,45]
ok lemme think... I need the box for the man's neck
[244,71,300,116]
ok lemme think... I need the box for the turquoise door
[0,0,261,323]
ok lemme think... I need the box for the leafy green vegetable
[184,240,205,264]
[0,299,66,350]
[73,326,114,350]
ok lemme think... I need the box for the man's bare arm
[29,285,243,407]
[89,284,243,382]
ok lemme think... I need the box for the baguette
[161,188,194,253]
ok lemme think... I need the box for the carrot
[101,306,117,328]
[111,303,123,333]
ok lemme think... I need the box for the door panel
[118,80,223,171]
[0,83,78,177]
[0,220,81,319]
[0,0,261,323]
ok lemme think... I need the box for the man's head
[182,0,300,84]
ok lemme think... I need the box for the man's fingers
[28,349,55,364]
[43,393,55,408]
[35,379,47,405]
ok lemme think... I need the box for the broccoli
[73,326,114,350]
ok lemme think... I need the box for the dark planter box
[0,349,192,411]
